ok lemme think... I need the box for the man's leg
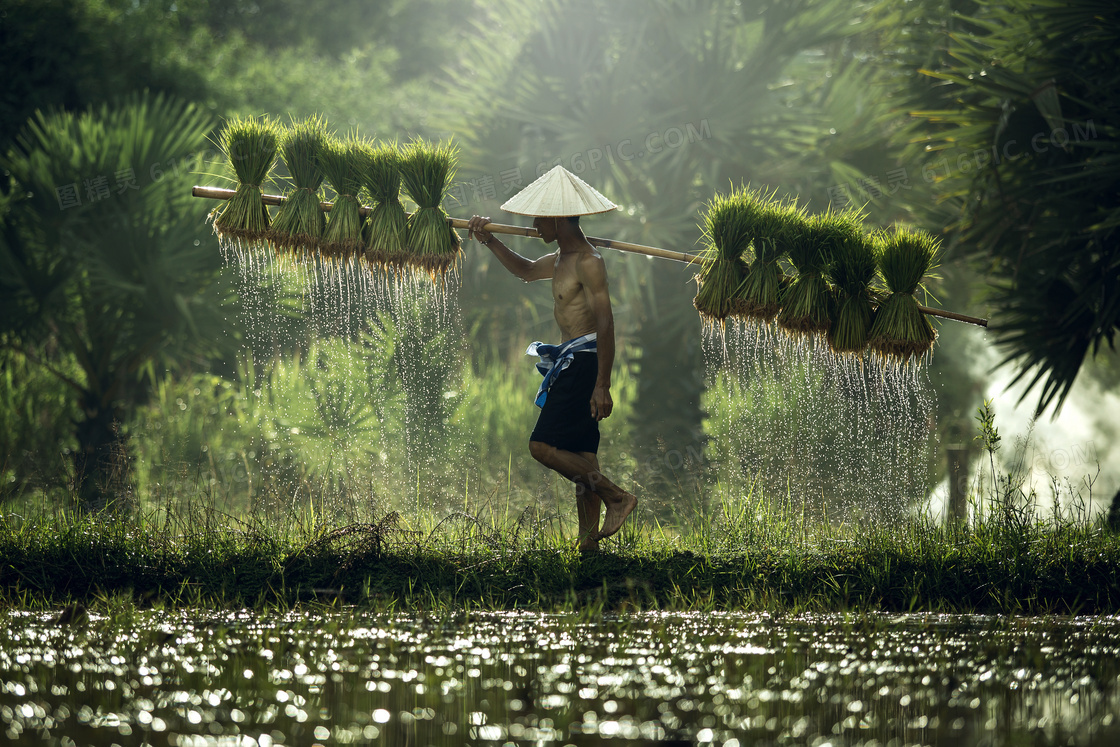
[529,441,637,539]
[576,452,602,553]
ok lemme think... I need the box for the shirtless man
[467,213,638,553]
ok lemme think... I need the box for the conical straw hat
[500,165,619,217]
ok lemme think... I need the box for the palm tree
[1,93,230,511]
[900,0,1120,414]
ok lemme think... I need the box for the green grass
[3,490,1116,614]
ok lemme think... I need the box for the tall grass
[2,446,1114,613]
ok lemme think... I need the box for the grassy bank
[2,496,1118,614]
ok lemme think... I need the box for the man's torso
[550,248,602,340]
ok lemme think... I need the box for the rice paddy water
[3,609,1118,746]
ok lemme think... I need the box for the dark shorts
[530,352,600,454]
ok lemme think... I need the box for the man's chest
[551,257,584,305]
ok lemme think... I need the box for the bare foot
[597,492,637,539]
[578,539,600,556]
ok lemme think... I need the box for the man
[466,165,638,554]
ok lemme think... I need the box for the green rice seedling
[320,134,372,264]
[399,139,462,278]
[737,191,802,321]
[826,217,878,355]
[867,226,940,363]
[267,116,328,258]
[725,189,767,318]
[776,208,847,337]
[360,141,409,271]
[211,115,279,248]
[693,189,753,324]
[694,250,748,324]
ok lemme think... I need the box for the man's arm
[467,215,554,282]
[577,251,615,421]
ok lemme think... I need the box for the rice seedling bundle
[693,189,753,323]
[399,139,462,277]
[826,226,878,355]
[267,116,328,257]
[360,142,409,271]
[320,135,372,263]
[736,191,802,321]
[867,226,940,363]
[211,115,279,247]
[776,208,846,336]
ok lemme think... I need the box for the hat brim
[500,165,619,217]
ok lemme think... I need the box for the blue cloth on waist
[526,332,597,408]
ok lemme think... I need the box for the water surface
[2,610,1118,745]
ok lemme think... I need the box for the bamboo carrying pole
[193,185,989,328]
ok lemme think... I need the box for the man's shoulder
[575,247,605,266]
[574,248,609,289]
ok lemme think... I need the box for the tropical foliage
[895,0,1119,413]
[1,0,1113,517]
[1,93,227,509]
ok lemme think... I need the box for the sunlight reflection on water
[1,610,1118,745]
